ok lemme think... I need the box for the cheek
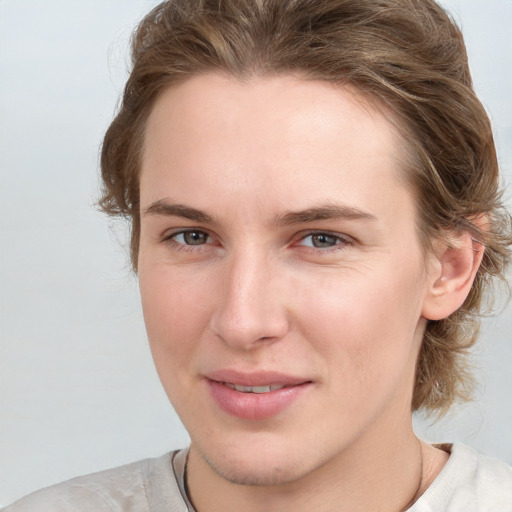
[293,270,426,431]
[138,264,214,375]
[294,263,426,383]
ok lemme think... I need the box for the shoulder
[3,451,186,512]
[412,443,512,512]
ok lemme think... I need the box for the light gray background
[1,0,511,506]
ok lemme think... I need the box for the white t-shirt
[4,444,512,511]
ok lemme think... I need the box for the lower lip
[206,380,311,420]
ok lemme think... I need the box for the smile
[205,372,313,420]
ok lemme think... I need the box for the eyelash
[296,231,353,253]
[161,229,353,254]
[162,229,214,252]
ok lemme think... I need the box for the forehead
[143,73,405,164]
[140,73,415,229]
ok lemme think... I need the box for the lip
[204,369,312,420]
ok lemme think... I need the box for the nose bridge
[210,246,288,349]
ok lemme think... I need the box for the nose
[209,251,290,350]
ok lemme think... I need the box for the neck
[186,415,443,512]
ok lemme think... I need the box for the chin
[191,431,317,487]
[203,450,309,487]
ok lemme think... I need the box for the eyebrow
[144,199,216,224]
[143,199,377,226]
[274,204,377,226]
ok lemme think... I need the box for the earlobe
[422,231,485,321]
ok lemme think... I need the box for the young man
[6,0,512,510]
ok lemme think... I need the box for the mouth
[205,371,313,420]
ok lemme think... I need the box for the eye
[169,230,211,246]
[298,232,349,250]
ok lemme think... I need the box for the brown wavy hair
[99,0,512,414]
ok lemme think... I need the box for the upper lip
[205,369,310,387]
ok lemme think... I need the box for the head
[100,0,511,419]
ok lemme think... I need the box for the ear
[422,229,485,321]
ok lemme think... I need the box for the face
[138,73,432,486]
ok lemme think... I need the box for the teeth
[224,383,287,393]
[248,385,272,394]
[235,384,257,393]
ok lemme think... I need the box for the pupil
[313,234,336,248]
[184,231,207,245]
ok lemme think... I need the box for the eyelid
[295,230,354,250]
[161,227,214,245]
[160,227,353,252]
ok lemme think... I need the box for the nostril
[210,317,289,350]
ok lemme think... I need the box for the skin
[137,74,480,511]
